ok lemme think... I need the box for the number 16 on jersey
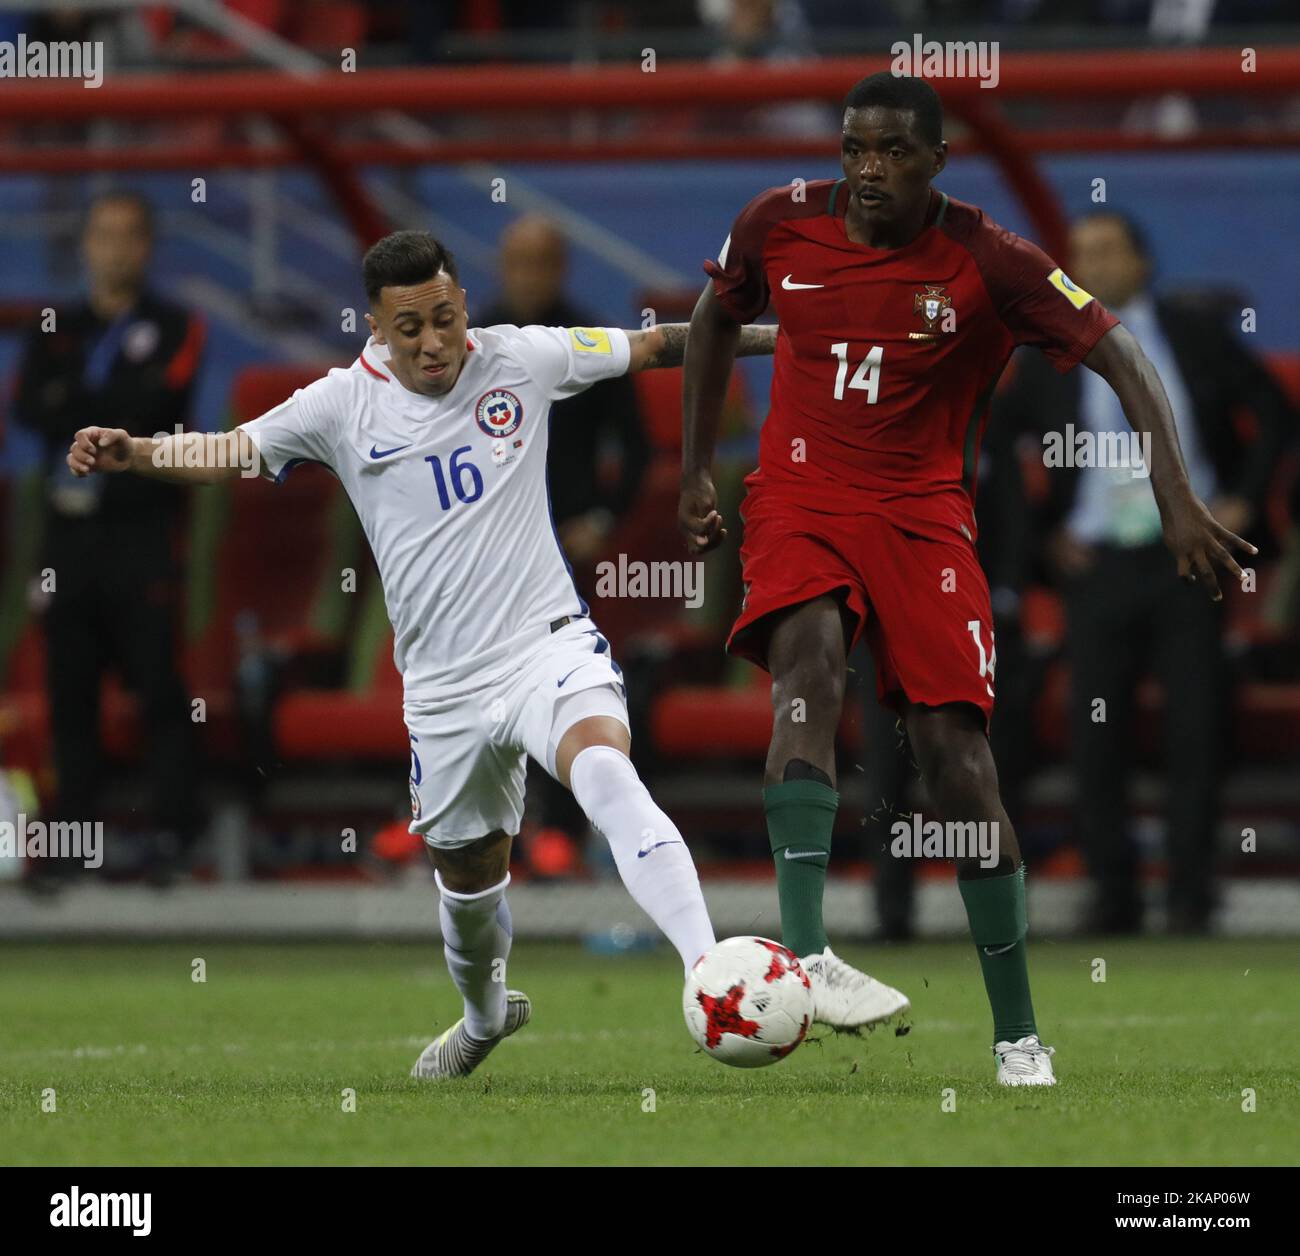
[425,446,483,510]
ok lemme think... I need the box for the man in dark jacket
[14,190,204,883]
[476,215,648,573]
[995,210,1289,934]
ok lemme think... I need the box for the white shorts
[405,617,630,849]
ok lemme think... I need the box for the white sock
[568,745,716,972]
[436,870,513,1040]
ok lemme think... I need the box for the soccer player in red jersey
[679,74,1255,1085]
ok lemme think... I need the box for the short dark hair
[842,73,944,147]
[85,190,154,237]
[1076,210,1150,262]
[363,231,458,303]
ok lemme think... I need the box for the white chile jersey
[240,324,632,700]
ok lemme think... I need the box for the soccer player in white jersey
[66,230,778,1080]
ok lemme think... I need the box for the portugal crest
[913,284,953,331]
[475,388,524,438]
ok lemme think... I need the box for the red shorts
[727,490,997,724]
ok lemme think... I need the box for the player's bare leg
[411,831,531,1079]
[557,715,716,973]
[763,595,909,1029]
[904,702,1055,1085]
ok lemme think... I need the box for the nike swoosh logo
[983,942,1016,956]
[781,275,824,290]
[369,443,412,460]
[783,849,825,860]
[556,667,582,689]
[637,840,682,859]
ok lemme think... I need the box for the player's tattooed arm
[1084,323,1257,600]
[66,426,255,485]
[625,321,776,373]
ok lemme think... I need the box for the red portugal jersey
[705,180,1119,541]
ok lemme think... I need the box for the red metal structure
[2,49,1298,259]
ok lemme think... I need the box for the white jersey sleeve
[240,374,347,482]
[505,324,631,400]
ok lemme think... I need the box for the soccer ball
[683,936,813,1068]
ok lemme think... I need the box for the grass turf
[1,938,1295,1166]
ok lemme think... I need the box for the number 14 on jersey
[831,343,883,403]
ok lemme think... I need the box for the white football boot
[410,990,531,1079]
[993,1034,1057,1086]
[800,947,911,1030]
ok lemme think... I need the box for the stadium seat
[632,365,753,456]
[272,569,406,761]
[185,363,360,760]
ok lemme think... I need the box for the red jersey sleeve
[702,187,788,323]
[947,205,1119,373]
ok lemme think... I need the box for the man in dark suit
[14,191,204,885]
[476,215,648,576]
[996,210,1289,934]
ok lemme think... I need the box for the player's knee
[427,830,512,894]
[556,715,631,788]
[927,739,997,809]
[771,653,845,727]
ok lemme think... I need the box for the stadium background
[1,0,1297,947]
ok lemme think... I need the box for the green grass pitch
[2,938,1295,1165]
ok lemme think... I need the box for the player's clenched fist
[67,426,133,477]
[678,471,727,555]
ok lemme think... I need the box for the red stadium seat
[653,658,1300,767]
[186,364,355,705]
[0,620,49,782]
[1262,350,1300,409]
[632,366,751,455]
[651,666,774,760]
[272,572,406,762]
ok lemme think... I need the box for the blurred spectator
[476,215,648,572]
[701,0,814,60]
[476,214,650,870]
[996,209,1290,934]
[700,0,837,135]
[12,192,204,886]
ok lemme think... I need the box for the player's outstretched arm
[678,283,746,555]
[624,319,775,373]
[1083,324,1257,600]
[67,426,255,486]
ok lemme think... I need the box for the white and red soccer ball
[683,936,813,1068]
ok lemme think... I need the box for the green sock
[957,863,1038,1045]
[764,779,838,957]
